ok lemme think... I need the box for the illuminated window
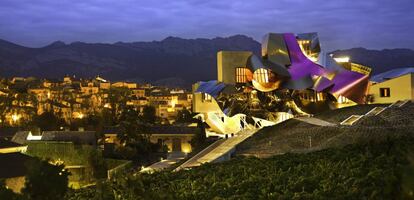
[202,93,212,102]
[235,67,248,83]
[380,88,390,97]
[316,92,325,101]
[337,95,350,104]
[254,68,271,83]
[298,40,311,55]
[298,39,318,62]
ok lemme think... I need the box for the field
[236,102,414,157]
[67,137,414,199]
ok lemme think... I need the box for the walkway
[140,154,186,173]
[294,117,336,126]
[364,107,386,116]
[340,115,364,126]
[389,100,410,108]
[339,102,409,126]
[174,139,225,171]
[175,129,257,171]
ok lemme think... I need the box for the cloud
[0,0,413,50]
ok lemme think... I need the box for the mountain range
[0,36,413,87]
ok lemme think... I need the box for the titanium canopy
[214,32,371,103]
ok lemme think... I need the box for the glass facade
[235,67,249,83]
[253,68,271,83]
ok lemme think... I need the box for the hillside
[1,37,414,87]
[66,118,414,199]
[330,48,414,74]
[236,102,414,157]
[0,36,261,87]
[62,102,414,199]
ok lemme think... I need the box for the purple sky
[1,0,413,50]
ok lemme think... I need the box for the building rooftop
[0,152,34,179]
[12,131,33,145]
[0,139,25,149]
[103,125,200,135]
[0,127,19,139]
[196,80,226,98]
[371,67,414,83]
[148,125,200,135]
[41,131,97,145]
[12,131,97,145]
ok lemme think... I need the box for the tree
[190,120,207,150]
[141,106,156,124]
[32,112,66,131]
[113,106,166,162]
[22,159,70,200]
[89,150,107,179]
[175,107,195,123]
[107,88,132,123]
[118,107,145,144]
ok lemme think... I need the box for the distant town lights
[11,113,21,122]
[75,113,84,119]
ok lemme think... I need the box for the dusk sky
[1,0,413,51]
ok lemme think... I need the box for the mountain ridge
[0,36,413,87]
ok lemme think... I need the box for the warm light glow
[96,76,107,82]
[74,112,85,119]
[170,99,177,108]
[11,114,20,122]
[298,39,318,62]
[333,57,350,63]
[27,131,42,141]
[182,146,191,154]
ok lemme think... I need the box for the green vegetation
[0,158,70,200]
[26,142,105,185]
[175,107,196,124]
[141,105,157,124]
[31,111,66,131]
[109,105,166,164]
[65,103,414,199]
[189,120,207,149]
[66,137,414,199]
[22,159,70,200]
